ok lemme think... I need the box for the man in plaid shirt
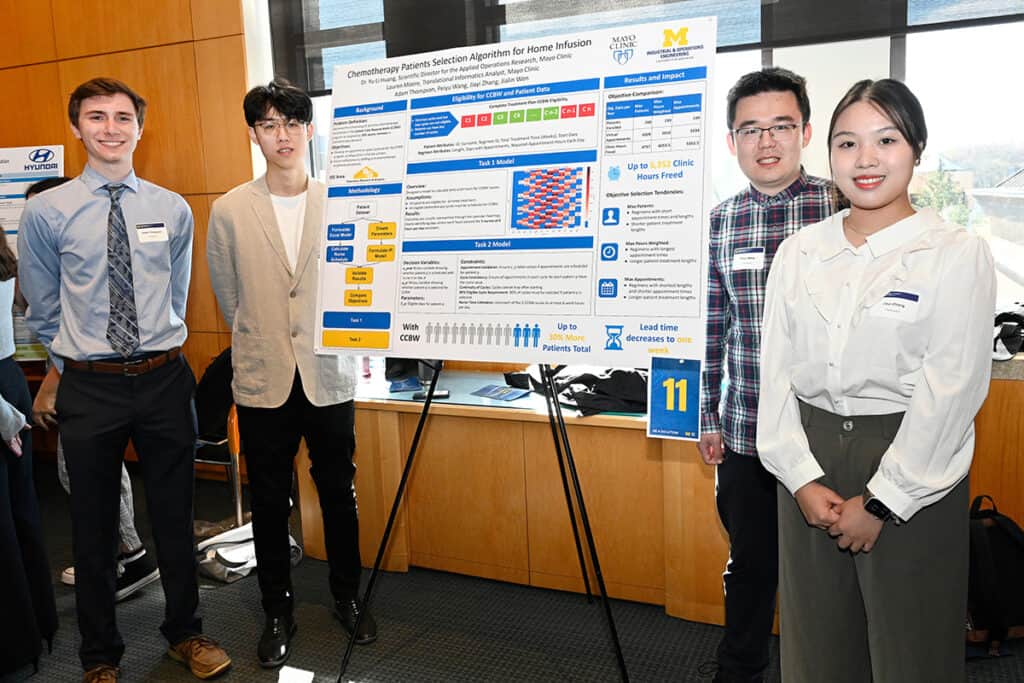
[699,68,833,683]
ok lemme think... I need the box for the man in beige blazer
[206,79,376,669]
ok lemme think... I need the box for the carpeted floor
[4,459,1022,682]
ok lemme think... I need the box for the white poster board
[316,17,716,377]
[0,145,64,256]
[1,145,64,360]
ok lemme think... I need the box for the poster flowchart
[316,18,716,407]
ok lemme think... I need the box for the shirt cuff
[866,471,917,522]
[47,350,64,374]
[1,408,26,443]
[700,411,721,434]
[778,458,826,497]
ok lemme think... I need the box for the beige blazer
[207,175,356,408]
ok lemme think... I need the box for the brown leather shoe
[82,664,119,682]
[167,635,231,679]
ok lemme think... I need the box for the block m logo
[662,27,689,47]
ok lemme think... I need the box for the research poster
[316,18,716,437]
[1,145,64,360]
[0,145,64,256]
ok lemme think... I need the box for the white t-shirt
[270,191,307,271]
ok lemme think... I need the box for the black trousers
[57,356,200,669]
[715,447,778,683]
[0,357,57,675]
[237,372,362,617]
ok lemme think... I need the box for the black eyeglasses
[732,123,801,145]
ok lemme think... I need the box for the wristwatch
[862,487,894,523]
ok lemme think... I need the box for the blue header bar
[328,183,403,197]
[403,235,593,253]
[606,94,702,120]
[334,100,407,118]
[411,78,600,109]
[323,312,392,329]
[604,67,707,89]
[407,150,596,175]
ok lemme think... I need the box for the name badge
[136,222,168,243]
[731,247,765,271]
[870,290,920,322]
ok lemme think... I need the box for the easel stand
[337,362,630,682]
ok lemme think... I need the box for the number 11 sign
[647,357,701,440]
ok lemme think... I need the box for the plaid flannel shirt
[700,171,833,456]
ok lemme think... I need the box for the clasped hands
[794,482,884,554]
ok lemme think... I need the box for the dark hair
[726,67,810,130]
[26,176,71,198]
[827,79,927,208]
[68,77,147,127]
[243,78,313,126]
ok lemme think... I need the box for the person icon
[602,207,620,226]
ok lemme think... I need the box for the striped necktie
[104,183,140,357]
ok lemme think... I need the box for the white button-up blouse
[756,208,995,521]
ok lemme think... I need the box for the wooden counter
[295,374,1022,626]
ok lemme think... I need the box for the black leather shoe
[333,599,377,645]
[257,615,296,668]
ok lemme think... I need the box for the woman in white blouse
[757,79,995,682]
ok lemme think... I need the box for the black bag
[967,495,1024,649]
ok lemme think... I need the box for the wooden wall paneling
[58,43,208,194]
[971,379,1024,523]
[444,361,530,373]
[51,0,192,60]
[0,1,57,68]
[183,194,227,333]
[0,63,66,149]
[403,413,530,584]
[662,440,728,624]
[352,409,409,571]
[182,331,229,378]
[191,0,245,40]
[194,36,252,193]
[524,422,665,605]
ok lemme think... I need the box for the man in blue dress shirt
[18,78,231,683]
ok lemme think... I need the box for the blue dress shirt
[17,165,193,369]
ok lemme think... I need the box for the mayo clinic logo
[662,27,689,47]
[609,33,636,65]
[29,148,54,164]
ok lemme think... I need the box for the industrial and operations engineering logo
[647,25,702,63]
[662,27,689,47]
[609,33,636,65]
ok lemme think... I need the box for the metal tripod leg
[542,364,593,602]
[337,362,442,680]
[542,368,630,682]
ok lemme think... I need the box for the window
[906,21,1024,306]
[497,0,759,48]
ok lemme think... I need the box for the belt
[63,347,182,376]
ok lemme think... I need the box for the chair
[194,348,244,527]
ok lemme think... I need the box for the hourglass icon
[604,325,624,351]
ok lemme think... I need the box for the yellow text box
[322,330,390,349]
[344,290,372,306]
[368,222,397,239]
[345,267,373,284]
[367,244,396,262]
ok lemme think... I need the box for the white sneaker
[61,566,75,586]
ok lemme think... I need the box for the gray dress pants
[777,401,968,683]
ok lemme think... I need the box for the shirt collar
[815,208,935,261]
[80,164,140,195]
[747,168,812,207]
